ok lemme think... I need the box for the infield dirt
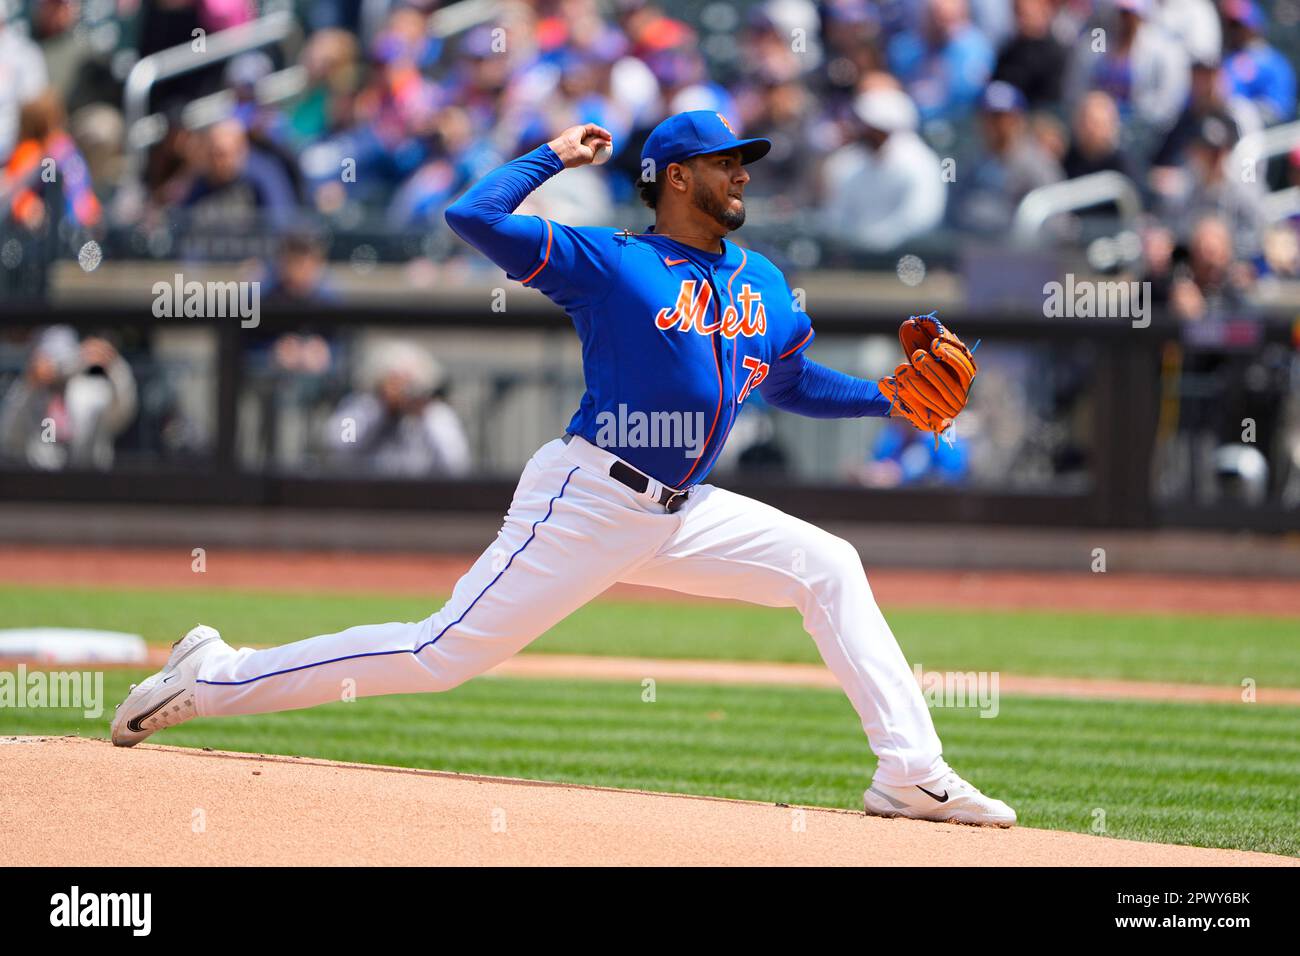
[2,736,1296,866]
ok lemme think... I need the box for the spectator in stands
[992,0,1068,107]
[644,36,736,120]
[249,233,337,373]
[513,44,635,166]
[241,231,338,466]
[1048,0,1092,42]
[951,81,1063,234]
[1153,110,1266,259]
[735,73,822,214]
[4,0,1298,297]
[0,10,49,163]
[821,85,946,250]
[532,0,626,68]
[887,0,996,124]
[1065,0,1189,134]
[1150,55,1262,171]
[738,3,814,87]
[180,118,297,231]
[1062,91,1138,180]
[0,326,137,470]
[1028,110,1069,165]
[1152,0,1220,67]
[352,13,441,150]
[442,24,517,142]
[286,28,361,147]
[1221,0,1297,127]
[1168,214,1255,321]
[31,0,114,115]
[1262,146,1300,278]
[5,90,102,232]
[225,52,304,203]
[617,0,693,64]
[303,14,441,211]
[69,103,125,196]
[859,420,971,486]
[388,105,501,227]
[1139,218,1179,295]
[969,0,1015,52]
[815,0,883,111]
[325,341,470,477]
[260,231,339,306]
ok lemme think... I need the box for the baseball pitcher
[112,111,1009,826]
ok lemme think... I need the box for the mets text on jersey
[654,280,767,338]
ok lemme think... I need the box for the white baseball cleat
[864,769,1017,827]
[111,625,229,747]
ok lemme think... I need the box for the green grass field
[3,583,1298,685]
[3,584,1298,856]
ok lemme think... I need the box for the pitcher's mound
[2,737,1293,867]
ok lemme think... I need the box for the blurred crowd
[2,0,1298,494]
[0,0,1297,292]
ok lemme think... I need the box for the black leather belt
[563,434,690,513]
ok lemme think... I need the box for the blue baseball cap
[641,110,771,170]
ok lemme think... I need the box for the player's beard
[692,179,746,231]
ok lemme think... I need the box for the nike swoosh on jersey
[664,257,689,266]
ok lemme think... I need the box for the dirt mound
[2,737,1294,866]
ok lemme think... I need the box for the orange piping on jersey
[677,249,749,487]
[721,249,746,425]
[723,247,747,309]
[521,219,553,285]
[675,292,725,489]
[778,328,814,360]
[708,249,747,474]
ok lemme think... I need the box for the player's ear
[666,160,689,193]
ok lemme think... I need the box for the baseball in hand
[590,140,612,166]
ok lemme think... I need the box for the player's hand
[547,123,613,169]
[879,366,953,436]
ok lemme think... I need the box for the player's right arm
[444,124,617,306]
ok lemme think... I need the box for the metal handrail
[120,1,500,171]
[121,11,297,178]
[1012,171,1144,244]
[429,0,498,36]
[1263,185,1300,223]
[1232,119,1300,223]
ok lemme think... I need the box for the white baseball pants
[195,435,949,786]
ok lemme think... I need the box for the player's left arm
[757,278,892,419]
[758,351,893,419]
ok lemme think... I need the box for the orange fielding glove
[895,311,978,419]
[878,363,953,436]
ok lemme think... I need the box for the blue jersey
[446,144,888,489]
[513,223,813,487]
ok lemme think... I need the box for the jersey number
[737,356,769,405]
